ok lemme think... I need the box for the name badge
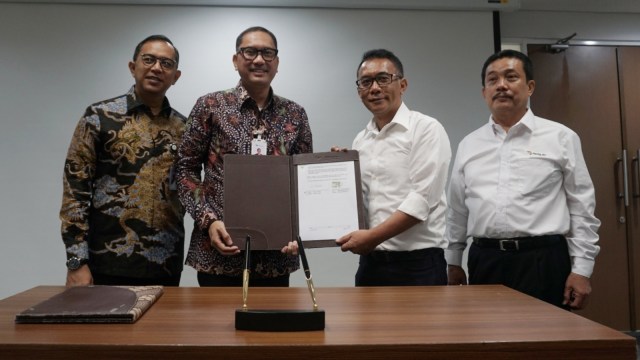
[251,137,267,155]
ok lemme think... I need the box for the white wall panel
[0,3,492,298]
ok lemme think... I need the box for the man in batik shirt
[61,35,186,287]
[177,26,313,286]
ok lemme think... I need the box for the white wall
[0,3,494,299]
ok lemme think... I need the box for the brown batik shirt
[177,83,313,278]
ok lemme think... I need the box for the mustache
[493,92,512,100]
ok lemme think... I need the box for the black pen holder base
[235,309,325,331]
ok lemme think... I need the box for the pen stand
[235,308,325,332]
[235,236,325,331]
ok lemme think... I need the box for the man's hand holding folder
[208,220,240,255]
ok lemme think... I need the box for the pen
[296,236,318,310]
[242,236,251,310]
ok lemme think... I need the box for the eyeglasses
[139,54,177,70]
[356,73,402,90]
[237,47,279,62]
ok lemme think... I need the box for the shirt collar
[126,85,172,117]
[365,102,410,133]
[235,81,275,110]
[488,108,535,135]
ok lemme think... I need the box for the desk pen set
[235,236,325,331]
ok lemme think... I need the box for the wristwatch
[66,257,89,271]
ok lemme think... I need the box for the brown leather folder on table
[15,285,163,324]
[224,150,366,250]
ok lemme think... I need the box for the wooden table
[0,285,635,359]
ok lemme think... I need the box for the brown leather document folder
[224,150,365,250]
[15,285,163,324]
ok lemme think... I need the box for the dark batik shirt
[60,86,186,278]
[177,83,313,277]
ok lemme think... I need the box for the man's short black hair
[481,49,533,86]
[357,49,404,78]
[133,34,179,65]
[235,26,278,51]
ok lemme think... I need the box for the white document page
[297,161,360,241]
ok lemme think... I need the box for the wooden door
[528,45,631,330]
[619,47,640,330]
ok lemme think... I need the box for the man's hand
[330,146,349,152]
[65,265,93,288]
[564,272,592,310]
[336,230,378,255]
[447,265,468,285]
[281,241,299,256]
[208,220,240,255]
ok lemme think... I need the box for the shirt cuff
[571,257,595,278]
[397,192,430,221]
[445,249,463,267]
[199,213,218,231]
[65,241,89,260]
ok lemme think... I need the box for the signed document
[297,161,360,242]
[224,151,365,249]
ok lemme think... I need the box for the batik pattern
[177,83,313,277]
[60,87,186,278]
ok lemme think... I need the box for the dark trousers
[468,235,571,308]
[92,272,181,286]
[197,272,290,287]
[355,248,447,286]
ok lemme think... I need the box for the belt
[366,248,443,262]
[472,235,564,252]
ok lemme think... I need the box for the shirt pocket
[512,157,562,198]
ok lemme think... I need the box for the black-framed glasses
[356,73,402,90]
[140,54,177,70]
[238,47,279,62]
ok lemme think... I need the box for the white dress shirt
[353,102,451,251]
[444,109,600,277]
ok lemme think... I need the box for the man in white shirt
[445,50,600,309]
[335,49,452,286]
